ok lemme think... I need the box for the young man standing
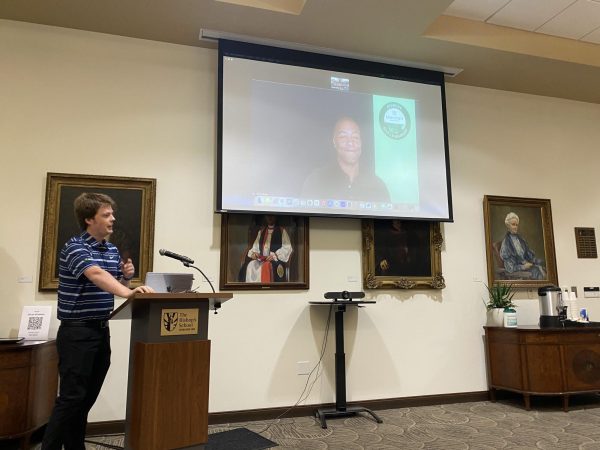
[42,193,155,450]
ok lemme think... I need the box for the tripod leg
[315,409,328,429]
[362,407,383,424]
[349,406,383,424]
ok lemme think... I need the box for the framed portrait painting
[483,195,558,288]
[39,173,156,290]
[362,219,445,290]
[219,213,309,290]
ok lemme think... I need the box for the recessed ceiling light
[215,0,307,15]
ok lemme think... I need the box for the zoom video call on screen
[218,40,453,222]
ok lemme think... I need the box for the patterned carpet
[13,397,600,449]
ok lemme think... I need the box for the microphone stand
[183,262,216,294]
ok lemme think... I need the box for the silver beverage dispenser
[538,285,564,327]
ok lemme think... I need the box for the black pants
[42,324,111,450]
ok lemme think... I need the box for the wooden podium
[110,292,232,450]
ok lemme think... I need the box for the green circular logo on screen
[379,102,410,139]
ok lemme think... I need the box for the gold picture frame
[483,195,558,288]
[39,172,156,290]
[362,219,445,290]
[219,213,309,290]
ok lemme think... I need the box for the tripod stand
[310,292,382,429]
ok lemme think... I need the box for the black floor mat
[205,427,277,450]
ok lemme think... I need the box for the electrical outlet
[297,361,311,375]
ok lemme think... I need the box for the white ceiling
[1,0,600,104]
[445,0,600,43]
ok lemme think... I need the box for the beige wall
[2,19,600,422]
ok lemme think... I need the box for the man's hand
[250,252,259,260]
[121,258,134,280]
[128,285,155,298]
[522,262,533,270]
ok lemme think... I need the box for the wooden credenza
[0,340,58,449]
[484,326,600,411]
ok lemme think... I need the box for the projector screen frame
[216,39,453,222]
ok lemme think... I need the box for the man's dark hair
[74,192,116,231]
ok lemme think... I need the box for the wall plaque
[575,227,597,259]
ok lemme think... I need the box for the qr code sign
[28,316,43,330]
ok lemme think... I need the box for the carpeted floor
[10,397,600,449]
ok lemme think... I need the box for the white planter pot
[486,308,504,327]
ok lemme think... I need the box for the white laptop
[144,272,194,293]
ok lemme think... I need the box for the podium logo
[163,312,178,331]
[160,308,199,336]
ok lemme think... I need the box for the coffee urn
[538,285,564,328]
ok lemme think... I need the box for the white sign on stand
[18,306,52,340]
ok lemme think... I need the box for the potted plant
[484,283,516,327]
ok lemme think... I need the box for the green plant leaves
[484,283,516,310]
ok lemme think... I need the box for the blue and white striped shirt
[57,231,123,320]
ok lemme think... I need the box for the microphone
[159,249,194,265]
[159,248,215,294]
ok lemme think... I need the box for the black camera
[324,291,365,301]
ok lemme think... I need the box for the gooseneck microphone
[158,248,215,294]
[159,249,194,265]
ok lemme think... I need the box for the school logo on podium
[163,312,178,331]
[161,308,199,336]
[379,102,411,139]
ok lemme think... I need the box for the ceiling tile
[444,0,510,21]
[537,0,600,39]
[215,0,306,15]
[487,0,576,31]
[581,25,600,43]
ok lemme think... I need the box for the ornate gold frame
[39,172,156,290]
[483,195,558,288]
[362,220,445,290]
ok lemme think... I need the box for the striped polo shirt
[57,231,123,321]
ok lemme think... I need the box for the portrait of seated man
[302,117,390,202]
[238,215,293,283]
[499,212,546,280]
[374,219,431,277]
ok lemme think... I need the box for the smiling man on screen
[302,117,390,203]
